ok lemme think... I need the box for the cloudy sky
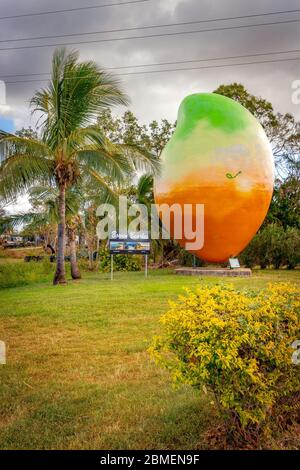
[0,0,299,130]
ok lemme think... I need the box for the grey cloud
[0,0,300,129]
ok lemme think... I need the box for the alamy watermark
[0,80,6,106]
[291,80,300,105]
[96,196,204,250]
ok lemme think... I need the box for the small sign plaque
[109,239,150,255]
[228,258,240,269]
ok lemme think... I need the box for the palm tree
[5,185,83,278]
[31,185,83,279]
[0,48,158,284]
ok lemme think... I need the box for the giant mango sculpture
[154,93,274,263]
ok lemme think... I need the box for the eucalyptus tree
[0,48,158,284]
[98,109,175,157]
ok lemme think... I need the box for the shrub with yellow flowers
[149,283,300,442]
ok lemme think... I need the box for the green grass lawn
[0,268,299,450]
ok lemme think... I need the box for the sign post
[111,254,114,281]
[108,234,151,280]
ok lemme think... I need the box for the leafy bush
[265,224,286,269]
[240,224,300,269]
[284,227,300,269]
[178,247,206,267]
[250,228,271,269]
[239,237,258,268]
[98,247,141,272]
[150,283,300,443]
[0,258,54,288]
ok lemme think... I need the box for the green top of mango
[176,93,254,137]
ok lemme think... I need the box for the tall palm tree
[0,48,158,284]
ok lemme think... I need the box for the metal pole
[111,254,113,280]
[145,254,148,278]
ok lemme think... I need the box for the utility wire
[0,18,299,52]
[117,56,300,76]
[5,56,300,84]
[0,0,151,21]
[1,8,300,44]
[1,48,300,79]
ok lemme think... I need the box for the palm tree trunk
[53,184,67,285]
[44,232,49,252]
[69,227,81,279]
[88,249,94,270]
[85,231,95,270]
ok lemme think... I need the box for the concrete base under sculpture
[175,267,252,277]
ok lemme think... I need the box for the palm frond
[121,144,160,176]
[0,134,51,156]
[28,186,57,203]
[87,168,120,205]
[6,211,50,231]
[66,125,134,184]
[65,126,107,155]
[0,152,54,201]
[28,185,81,222]
[30,48,129,148]
[78,147,132,183]
[136,173,154,205]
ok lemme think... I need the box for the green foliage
[240,237,259,269]
[178,248,206,267]
[98,247,141,272]
[264,224,286,269]
[284,227,300,269]
[267,177,300,229]
[98,109,175,157]
[240,224,300,269]
[150,283,300,441]
[0,258,54,289]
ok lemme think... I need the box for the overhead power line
[0,17,299,53]
[1,48,300,79]
[1,8,300,44]
[116,56,300,76]
[4,56,300,84]
[0,0,151,21]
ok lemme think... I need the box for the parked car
[3,237,24,248]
